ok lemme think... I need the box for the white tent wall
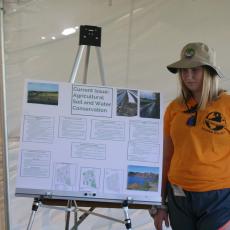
[0,133,6,229]
[2,0,230,229]
[1,1,10,229]
[0,7,5,229]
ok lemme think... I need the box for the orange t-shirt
[165,93,230,191]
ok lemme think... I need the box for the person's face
[180,66,204,93]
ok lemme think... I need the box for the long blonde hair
[177,67,220,110]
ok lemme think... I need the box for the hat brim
[167,59,225,78]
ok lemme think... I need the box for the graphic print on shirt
[203,111,226,133]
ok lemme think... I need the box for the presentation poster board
[15,80,163,205]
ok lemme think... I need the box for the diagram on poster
[15,80,163,205]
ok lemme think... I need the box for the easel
[26,25,133,230]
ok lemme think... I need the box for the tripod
[26,25,132,230]
[69,25,105,85]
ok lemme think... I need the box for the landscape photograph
[127,165,159,191]
[27,82,59,105]
[116,89,138,117]
[140,91,160,119]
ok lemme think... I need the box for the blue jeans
[167,183,230,230]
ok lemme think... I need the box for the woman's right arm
[161,135,174,204]
[150,134,174,230]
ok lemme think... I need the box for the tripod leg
[71,201,78,230]
[72,208,78,230]
[70,45,85,83]
[83,46,91,84]
[75,207,95,226]
[26,198,40,230]
[95,47,106,85]
[65,200,72,230]
[122,200,132,230]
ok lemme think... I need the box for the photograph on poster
[27,82,59,105]
[140,91,160,119]
[116,89,138,117]
[127,165,159,191]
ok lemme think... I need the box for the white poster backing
[15,80,163,205]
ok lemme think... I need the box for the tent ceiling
[3,0,230,137]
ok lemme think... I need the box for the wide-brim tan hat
[167,42,224,78]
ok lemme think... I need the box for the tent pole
[0,2,11,230]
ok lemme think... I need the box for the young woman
[150,42,230,230]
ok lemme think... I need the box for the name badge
[171,184,186,197]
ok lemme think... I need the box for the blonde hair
[177,67,220,110]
